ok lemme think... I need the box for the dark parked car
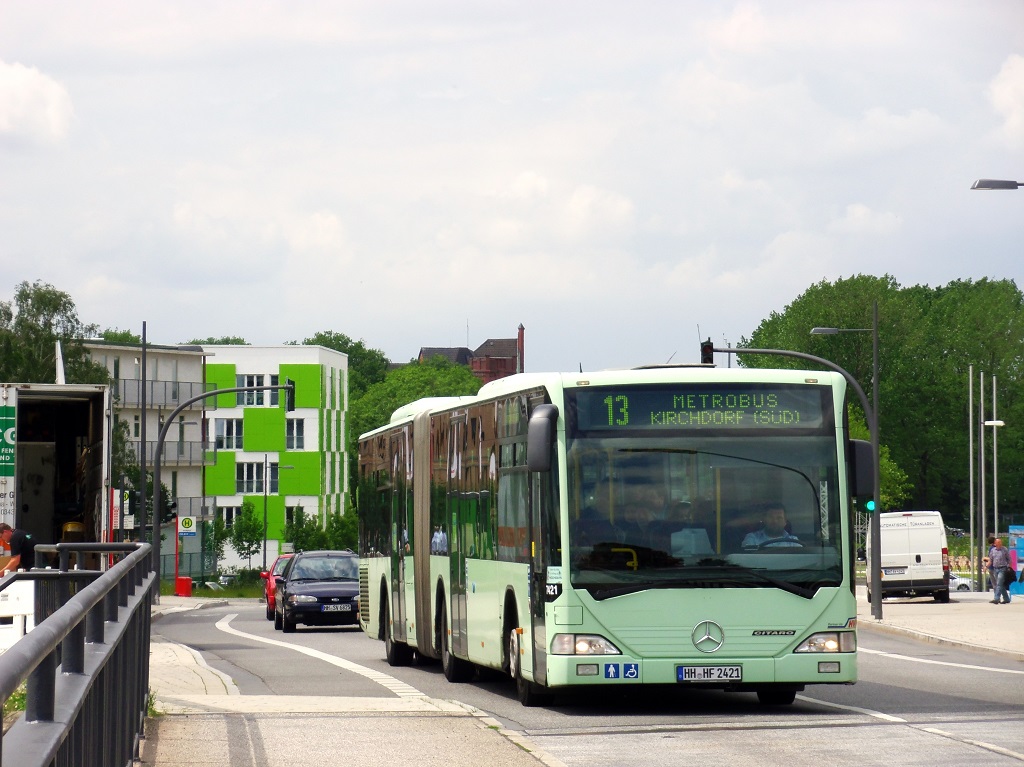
[260,553,293,620]
[274,550,359,633]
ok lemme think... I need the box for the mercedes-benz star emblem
[691,620,725,653]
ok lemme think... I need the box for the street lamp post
[711,332,881,619]
[970,179,1022,190]
[262,457,294,571]
[984,415,1005,538]
[811,301,882,620]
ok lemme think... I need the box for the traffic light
[864,499,876,512]
[700,338,714,365]
[285,378,296,411]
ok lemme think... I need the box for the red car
[260,554,293,620]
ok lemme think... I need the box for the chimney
[517,324,525,373]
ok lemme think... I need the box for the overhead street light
[811,302,882,620]
[970,179,1022,190]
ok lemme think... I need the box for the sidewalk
[142,590,1023,765]
[855,585,1024,660]
[142,597,565,767]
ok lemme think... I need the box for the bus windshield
[565,385,845,600]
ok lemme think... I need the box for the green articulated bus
[357,366,870,706]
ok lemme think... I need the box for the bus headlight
[794,632,856,653]
[551,634,621,655]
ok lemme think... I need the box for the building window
[218,506,240,528]
[215,419,244,450]
[269,374,279,406]
[286,506,303,527]
[133,415,140,438]
[235,461,280,494]
[236,462,264,494]
[286,418,305,450]
[236,374,265,406]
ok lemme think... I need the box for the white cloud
[0,59,73,143]
[560,185,635,241]
[827,203,901,236]
[989,54,1024,147]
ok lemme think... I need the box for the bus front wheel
[508,626,551,707]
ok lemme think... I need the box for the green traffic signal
[865,499,876,512]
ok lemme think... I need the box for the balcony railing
[170,496,213,517]
[112,379,218,410]
[142,440,214,467]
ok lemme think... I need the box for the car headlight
[288,594,318,604]
[551,633,621,655]
[794,632,856,653]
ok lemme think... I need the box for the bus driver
[741,504,801,548]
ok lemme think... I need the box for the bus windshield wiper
[725,566,816,599]
[585,565,817,600]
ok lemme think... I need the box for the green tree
[185,336,249,345]
[230,501,264,566]
[740,275,1024,529]
[349,356,482,441]
[325,510,358,551]
[101,328,142,344]
[284,508,329,552]
[294,330,389,400]
[0,280,108,383]
[203,516,229,564]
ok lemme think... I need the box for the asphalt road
[153,600,1024,766]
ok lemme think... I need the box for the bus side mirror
[527,404,559,473]
[850,439,874,497]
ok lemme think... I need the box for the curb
[858,619,1024,662]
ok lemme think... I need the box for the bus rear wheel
[439,602,473,682]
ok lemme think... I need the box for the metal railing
[142,440,214,467]
[0,543,154,767]
[112,379,215,410]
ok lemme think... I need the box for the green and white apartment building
[204,345,349,571]
[86,341,348,577]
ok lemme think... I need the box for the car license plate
[677,665,742,682]
[321,604,352,612]
[883,568,906,575]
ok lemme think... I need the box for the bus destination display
[573,385,829,431]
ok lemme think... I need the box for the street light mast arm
[149,382,296,598]
[714,344,882,620]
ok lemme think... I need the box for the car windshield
[272,558,290,576]
[291,556,357,581]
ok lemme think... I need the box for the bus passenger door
[448,417,469,657]
[390,434,408,642]
[527,402,556,685]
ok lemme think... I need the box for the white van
[866,511,950,602]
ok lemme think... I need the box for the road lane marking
[859,647,1024,675]
[920,728,1024,762]
[214,614,425,697]
[795,695,906,722]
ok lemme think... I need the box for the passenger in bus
[647,501,693,553]
[613,488,662,547]
[574,506,616,547]
[430,525,448,554]
[741,504,801,548]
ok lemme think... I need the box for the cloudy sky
[2,2,1022,372]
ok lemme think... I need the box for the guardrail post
[62,621,85,674]
[25,650,57,722]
